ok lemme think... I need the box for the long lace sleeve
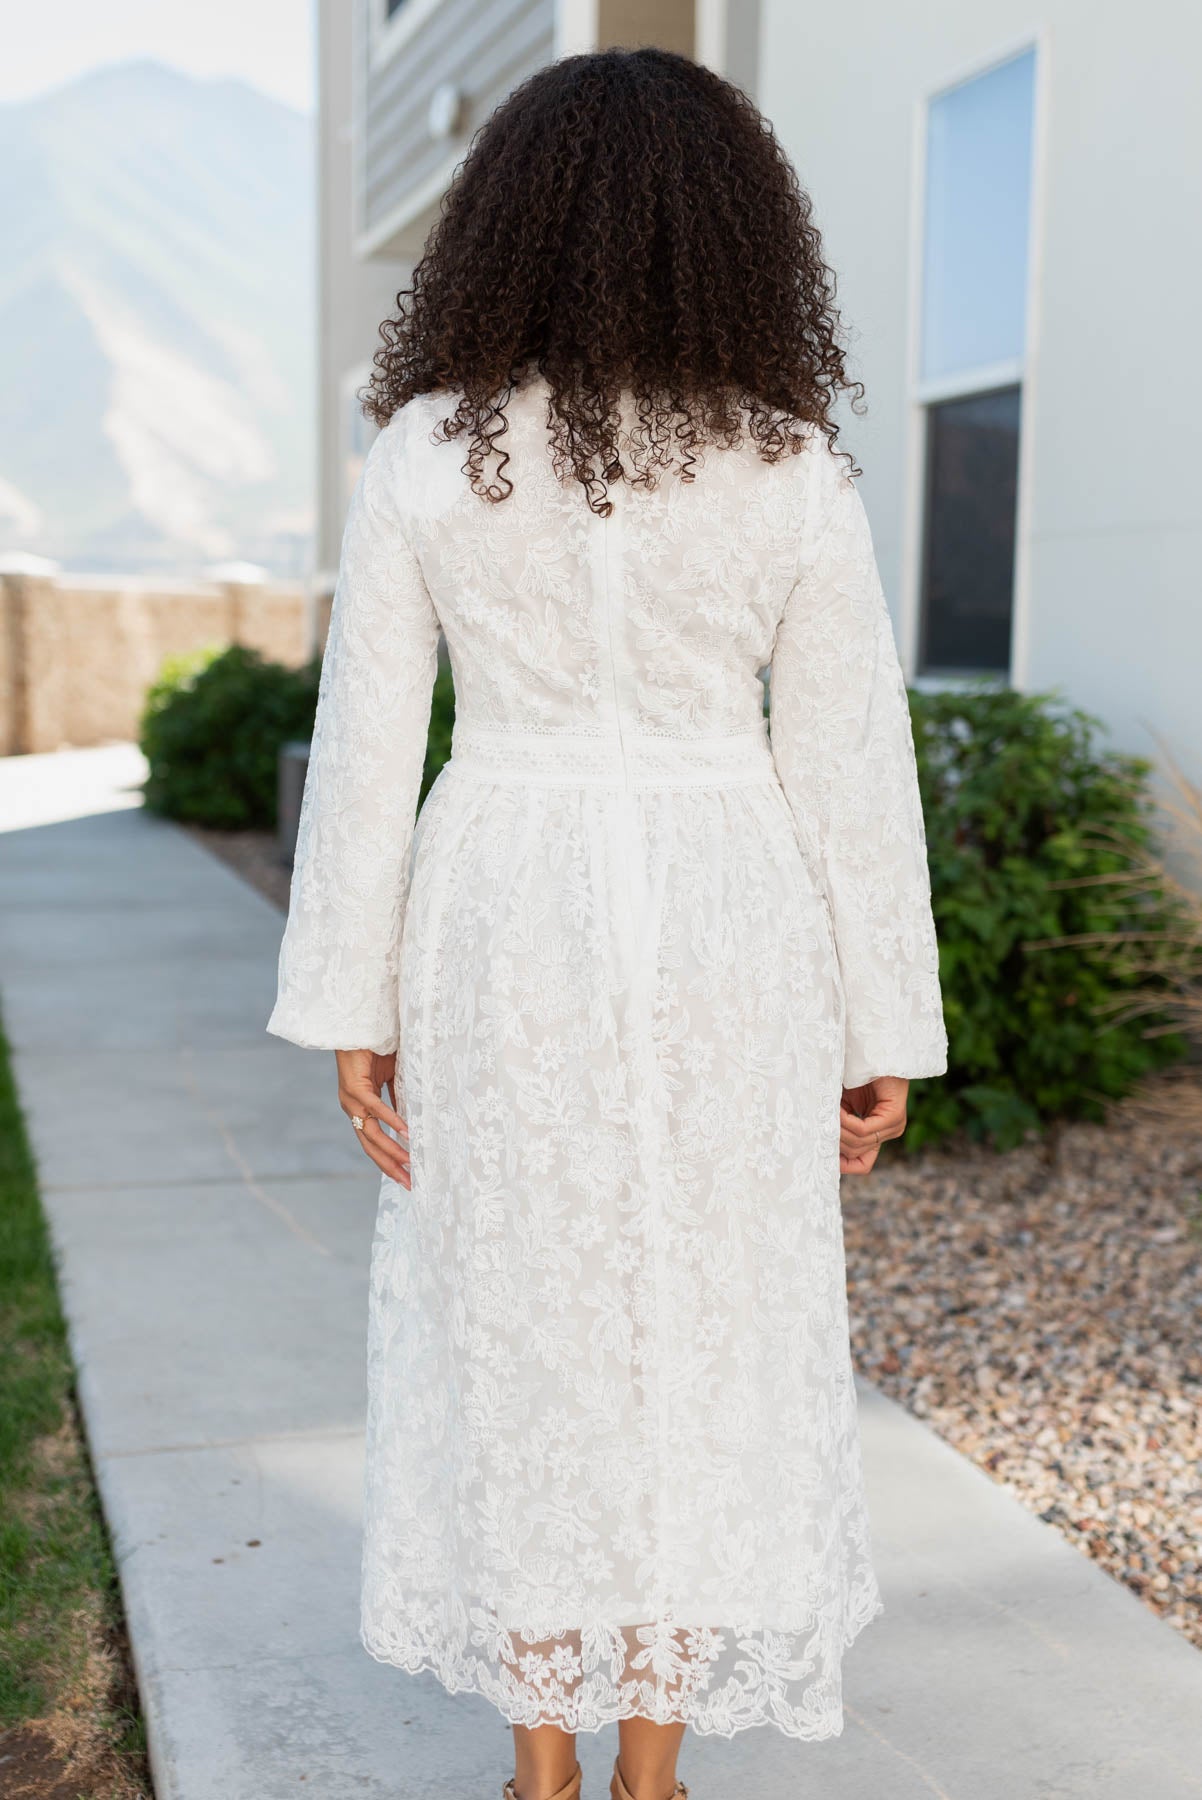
[769,446,947,1088]
[267,420,440,1053]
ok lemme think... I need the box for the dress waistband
[446,721,778,790]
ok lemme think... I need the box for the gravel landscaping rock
[844,1093,1202,1648]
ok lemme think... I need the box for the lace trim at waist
[445,721,778,789]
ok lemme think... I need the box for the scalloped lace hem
[358,1593,884,1742]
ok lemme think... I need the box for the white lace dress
[267,378,947,1740]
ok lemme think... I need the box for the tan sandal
[611,1756,688,1800]
[504,1764,582,1800]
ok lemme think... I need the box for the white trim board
[355,149,464,260]
[370,0,450,72]
[1007,25,1053,694]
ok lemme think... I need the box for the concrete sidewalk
[3,744,1201,1800]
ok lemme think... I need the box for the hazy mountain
[0,59,314,576]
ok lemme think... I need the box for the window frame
[900,32,1049,690]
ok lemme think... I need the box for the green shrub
[420,657,456,805]
[907,686,1186,1148]
[140,644,321,830]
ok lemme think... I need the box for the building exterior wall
[318,0,410,576]
[323,0,1202,766]
[359,0,556,255]
[759,0,1202,766]
[716,0,760,94]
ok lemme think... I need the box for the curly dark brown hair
[363,46,862,516]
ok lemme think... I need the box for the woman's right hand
[839,1075,909,1175]
[335,1049,411,1188]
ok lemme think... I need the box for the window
[918,48,1036,676]
[920,387,1021,673]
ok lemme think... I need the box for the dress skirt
[358,719,883,1740]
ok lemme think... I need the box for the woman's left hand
[839,1076,909,1174]
[335,1049,411,1187]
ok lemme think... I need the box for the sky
[0,0,315,111]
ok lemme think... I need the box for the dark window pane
[920,385,1020,674]
[386,0,408,15]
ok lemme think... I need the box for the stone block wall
[0,561,325,755]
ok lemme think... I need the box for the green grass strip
[0,1000,146,1784]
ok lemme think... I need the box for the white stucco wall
[759,0,1202,770]
[318,0,409,576]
